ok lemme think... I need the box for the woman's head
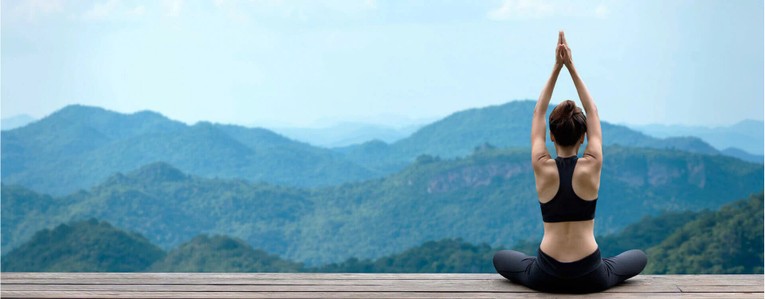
[549,100,587,147]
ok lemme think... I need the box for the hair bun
[548,100,587,147]
[559,100,576,118]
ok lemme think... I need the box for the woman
[492,31,647,293]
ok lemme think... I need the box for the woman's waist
[540,231,598,263]
[542,220,595,241]
[536,246,602,278]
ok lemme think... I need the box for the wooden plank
[0,282,533,293]
[1,273,497,280]
[0,278,678,293]
[0,277,506,285]
[4,273,761,284]
[1,273,762,298]
[677,285,764,293]
[0,279,680,293]
[1,279,511,286]
[2,275,759,289]
[2,291,763,299]
[633,275,763,285]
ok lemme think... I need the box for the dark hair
[549,100,587,147]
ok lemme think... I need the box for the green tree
[1,219,165,272]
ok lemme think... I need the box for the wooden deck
[1,273,762,298]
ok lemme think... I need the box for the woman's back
[536,155,600,262]
[541,219,597,262]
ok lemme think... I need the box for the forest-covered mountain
[335,100,746,171]
[3,146,761,265]
[315,238,496,273]
[720,147,763,164]
[323,193,764,274]
[3,194,761,273]
[1,105,377,195]
[2,101,750,196]
[1,219,164,272]
[1,114,35,131]
[645,193,764,274]
[631,119,764,155]
[272,122,422,148]
[149,235,303,272]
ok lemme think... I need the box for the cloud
[211,0,378,23]
[81,0,147,21]
[83,0,120,20]
[488,0,554,20]
[163,0,183,17]
[6,0,65,22]
[488,0,611,21]
[127,5,147,17]
[594,3,609,18]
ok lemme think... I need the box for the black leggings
[493,248,647,294]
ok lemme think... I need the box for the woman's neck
[555,145,580,157]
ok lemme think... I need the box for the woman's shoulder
[576,152,602,171]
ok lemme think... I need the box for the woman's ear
[579,133,586,144]
[550,131,556,143]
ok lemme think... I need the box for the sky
[2,0,763,128]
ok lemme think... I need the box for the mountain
[3,145,761,265]
[337,100,734,172]
[630,120,764,156]
[1,105,378,195]
[0,184,76,256]
[316,238,495,273]
[721,147,763,164]
[1,219,164,272]
[4,101,745,196]
[646,193,764,274]
[7,193,761,273]
[149,235,303,272]
[596,211,701,258]
[321,194,764,274]
[1,114,36,131]
[271,122,422,148]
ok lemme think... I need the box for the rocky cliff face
[427,162,528,194]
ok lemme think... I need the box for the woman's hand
[559,31,573,68]
[555,32,565,67]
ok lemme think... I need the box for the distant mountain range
[271,122,423,148]
[3,146,761,264]
[629,120,763,156]
[4,193,762,273]
[1,105,378,195]
[335,100,760,172]
[2,101,758,195]
[1,114,35,131]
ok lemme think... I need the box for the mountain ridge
[629,119,764,155]
[1,105,378,195]
[3,145,761,264]
[4,193,762,273]
[2,101,756,197]
[337,100,743,170]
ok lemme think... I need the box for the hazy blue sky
[2,0,763,127]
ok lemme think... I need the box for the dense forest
[2,219,164,272]
[3,101,754,196]
[645,193,764,274]
[3,193,761,273]
[3,145,761,265]
[2,102,762,273]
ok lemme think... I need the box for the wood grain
[2,273,762,298]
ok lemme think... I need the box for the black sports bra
[540,156,597,222]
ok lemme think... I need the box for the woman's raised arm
[560,32,602,163]
[531,32,566,167]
